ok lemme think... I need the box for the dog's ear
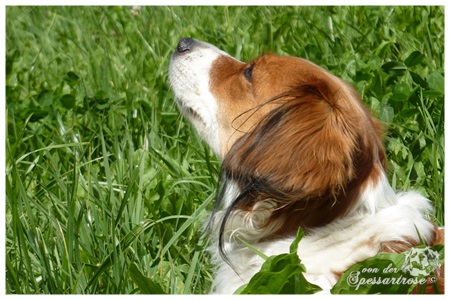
[220,79,385,230]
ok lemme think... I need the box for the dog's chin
[186,109,204,126]
[175,100,221,156]
[179,107,203,131]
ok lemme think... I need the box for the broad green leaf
[397,108,421,119]
[391,82,410,102]
[404,51,425,68]
[233,284,248,294]
[66,71,80,81]
[380,103,394,123]
[381,61,407,77]
[38,90,53,106]
[28,109,49,122]
[238,253,321,294]
[423,90,444,98]
[409,71,428,88]
[94,90,109,104]
[64,71,81,88]
[427,72,444,96]
[237,228,322,294]
[60,94,76,109]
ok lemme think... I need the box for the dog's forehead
[253,54,326,76]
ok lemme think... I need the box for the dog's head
[169,37,386,237]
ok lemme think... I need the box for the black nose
[176,37,194,53]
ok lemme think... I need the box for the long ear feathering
[211,78,387,258]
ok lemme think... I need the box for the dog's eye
[243,65,254,82]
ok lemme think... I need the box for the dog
[169,37,444,294]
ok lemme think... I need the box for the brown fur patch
[210,53,386,233]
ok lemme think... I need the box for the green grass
[5,6,444,294]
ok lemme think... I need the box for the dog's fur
[169,37,444,294]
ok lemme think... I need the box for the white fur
[169,39,436,294]
[169,40,238,156]
[210,175,435,294]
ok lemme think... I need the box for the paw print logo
[401,247,441,277]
